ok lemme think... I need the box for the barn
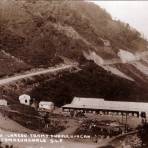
[62,97,148,118]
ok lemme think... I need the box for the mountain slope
[1,0,147,68]
[1,0,148,105]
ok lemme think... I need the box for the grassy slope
[0,50,31,77]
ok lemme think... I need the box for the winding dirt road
[0,64,75,86]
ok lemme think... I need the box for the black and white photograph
[0,0,148,147]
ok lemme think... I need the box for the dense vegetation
[0,0,147,72]
[30,62,148,106]
[1,0,148,106]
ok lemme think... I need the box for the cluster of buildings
[0,94,55,113]
[1,95,148,119]
[18,94,54,112]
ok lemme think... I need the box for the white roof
[19,94,31,100]
[62,97,148,113]
[71,97,104,106]
[39,101,54,105]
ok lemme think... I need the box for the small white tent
[39,101,54,112]
[19,94,31,106]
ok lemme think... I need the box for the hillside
[0,50,30,77]
[30,62,148,106]
[1,0,148,106]
[1,0,147,69]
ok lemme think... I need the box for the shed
[19,94,31,106]
[0,99,7,106]
[39,101,54,112]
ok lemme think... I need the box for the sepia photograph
[0,0,148,147]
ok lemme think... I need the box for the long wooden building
[62,97,148,117]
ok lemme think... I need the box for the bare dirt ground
[0,110,142,148]
[0,113,98,148]
[0,107,142,148]
[0,113,36,133]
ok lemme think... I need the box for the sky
[91,1,148,39]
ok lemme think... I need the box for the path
[0,64,75,86]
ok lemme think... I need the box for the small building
[38,101,54,112]
[19,94,31,106]
[0,99,7,106]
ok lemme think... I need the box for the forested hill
[0,0,147,70]
[1,0,148,105]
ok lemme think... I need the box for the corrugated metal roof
[39,101,54,105]
[62,97,148,113]
[71,97,104,106]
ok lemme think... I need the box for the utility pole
[121,112,123,124]
[125,113,128,133]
